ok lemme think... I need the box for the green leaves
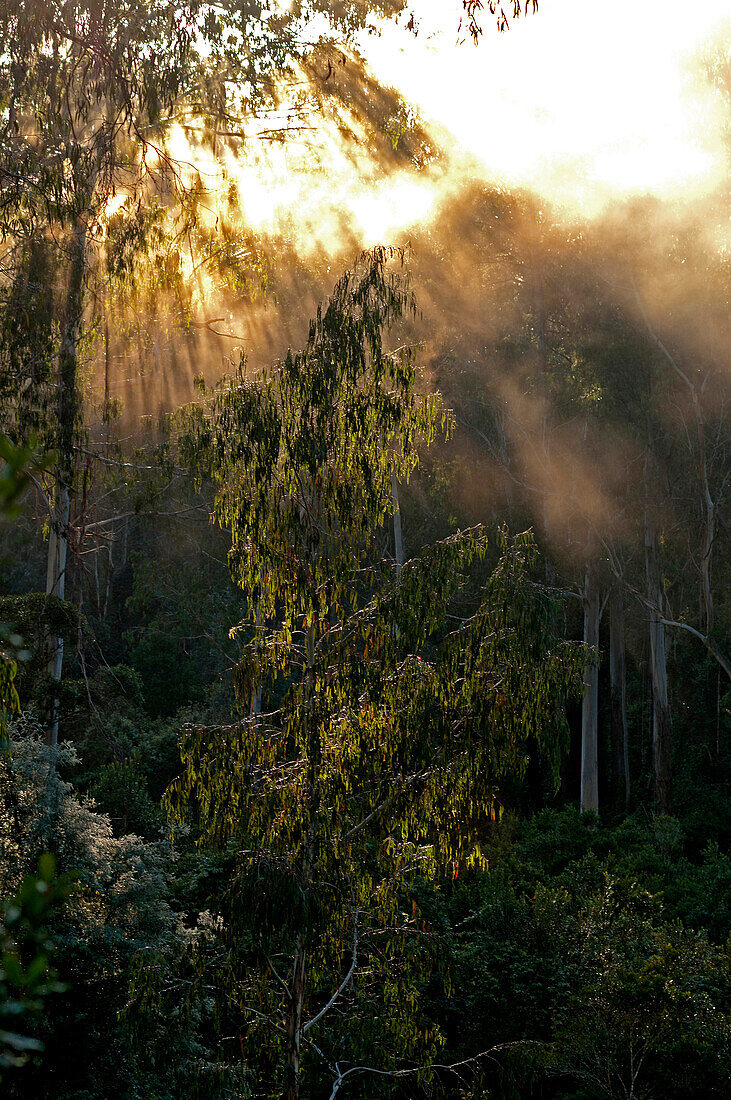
[178,247,443,654]
[0,854,71,1073]
[166,252,585,1096]
[0,434,54,743]
[0,433,50,517]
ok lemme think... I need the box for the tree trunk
[44,216,87,747]
[609,583,630,809]
[285,621,316,1099]
[391,469,404,574]
[580,562,600,814]
[644,516,672,812]
[699,442,715,636]
[250,678,262,718]
[250,607,262,719]
[285,937,306,1100]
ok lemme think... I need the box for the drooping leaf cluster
[178,245,445,684]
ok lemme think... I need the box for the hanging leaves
[167,250,584,1097]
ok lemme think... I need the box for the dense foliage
[0,230,727,1097]
[0,4,728,1097]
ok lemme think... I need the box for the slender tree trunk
[100,528,114,622]
[284,619,318,1099]
[580,562,600,814]
[391,469,404,574]
[44,486,69,746]
[44,216,87,746]
[250,607,262,718]
[285,936,306,1100]
[250,678,262,718]
[699,429,715,636]
[609,583,630,809]
[644,515,672,812]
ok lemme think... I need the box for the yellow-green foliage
[167,252,586,1096]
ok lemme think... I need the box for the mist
[87,11,729,587]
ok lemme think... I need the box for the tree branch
[304,910,358,1035]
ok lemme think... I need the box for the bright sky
[164,0,729,256]
[359,0,730,216]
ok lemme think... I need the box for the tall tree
[0,0,413,744]
[168,250,585,1097]
[0,2,211,741]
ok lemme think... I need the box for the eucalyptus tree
[167,249,585,1098]
[0,2,213,742]
[0,0,417,745]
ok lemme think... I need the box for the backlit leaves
[167,249,584,1094]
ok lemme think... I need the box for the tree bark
[609,583,630,809]
[644,515,672,812]
[44,216,87,747]
[698,425,715,636]
[250,607,262,719]
[285,936,306,1100]
[391,469,404,574]
[580,562,600,814]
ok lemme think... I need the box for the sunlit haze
[361,0,729,215]
[169,0,730,253]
